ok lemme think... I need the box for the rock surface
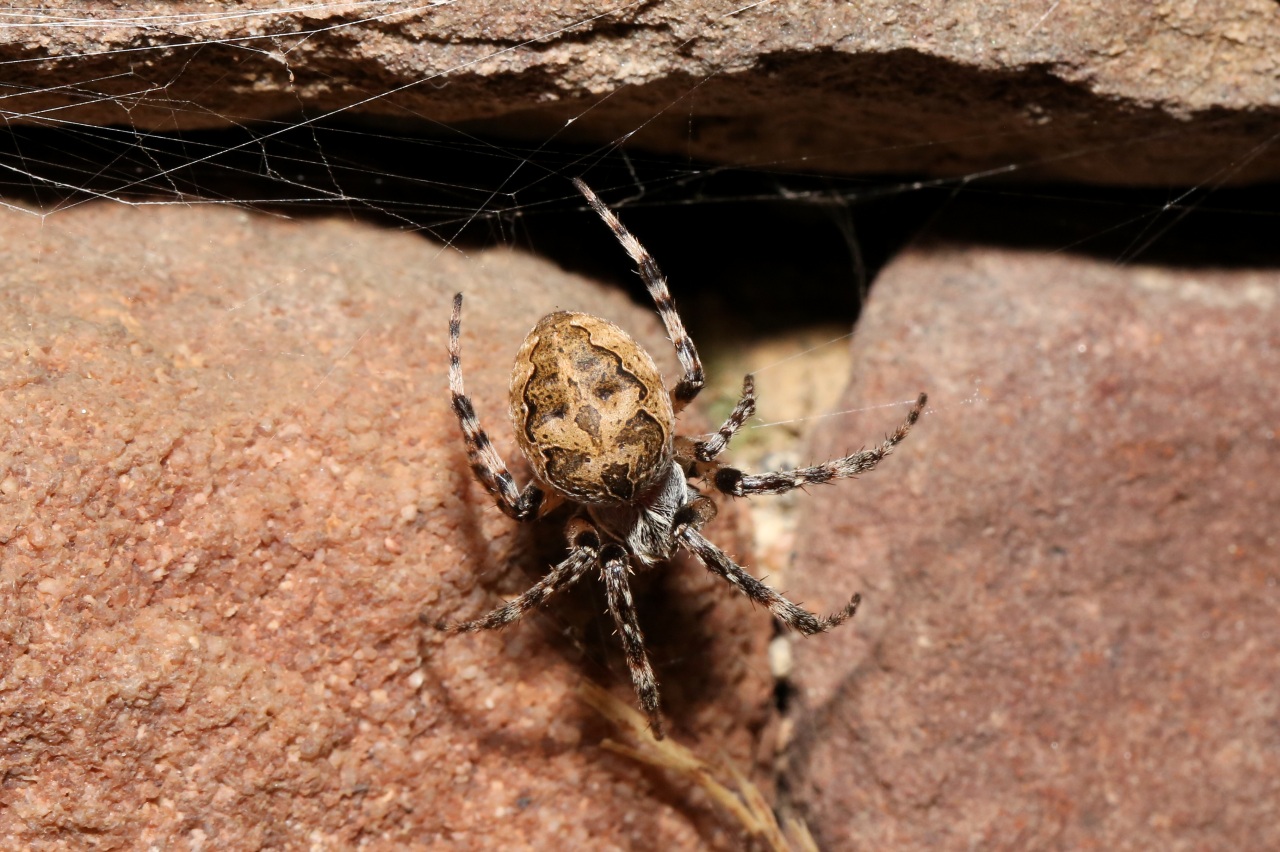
[0,202,771,849]
[3,2,1278,848]
[3,1,1280,183]
[782,244,1280,849]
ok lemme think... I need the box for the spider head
[509,311,675,505]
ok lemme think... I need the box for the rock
[2,2,1279,183]
[782,243,1280,848]
[0,202,770,849]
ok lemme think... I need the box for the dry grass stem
[578,681,818,852]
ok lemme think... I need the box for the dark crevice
[2,118,1277,368]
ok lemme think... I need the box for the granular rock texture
[0,203,771,849]
[782,245,1280,849]
[2,0,1279,183]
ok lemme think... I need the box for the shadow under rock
[417,457,744,751]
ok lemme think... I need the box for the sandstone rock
[2,1,1279,183]
[782,244,1280,848]
[0,202,770,849]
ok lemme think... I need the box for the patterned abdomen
[510,312,674,504]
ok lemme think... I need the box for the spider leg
[600,543,665,739]
[431,519,601,632]
[713,392,927,497]
[691,374,756,462]
[680,528,860,635]
[449,292,548,521]
[573,178,705,413]
[671,494,717,541]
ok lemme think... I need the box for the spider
[434,178,927,738]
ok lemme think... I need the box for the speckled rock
[781,245,1280,849]
[0,202,771,849]
[2,0,1279,183]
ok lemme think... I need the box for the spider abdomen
[510,311,675,505]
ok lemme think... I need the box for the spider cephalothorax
[435,178,927,738]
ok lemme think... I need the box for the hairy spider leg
[434,549,596,632]
[600,543,665,739]
[574,178,705,413]
[680,528,860,635]
[432,521,602,632]
[713,392,927,497]
[692,374,757,462]
[449,293,547,520]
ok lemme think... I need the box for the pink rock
[3,3,1280,183]
[784,244,1280,849]
[0,202,771,849]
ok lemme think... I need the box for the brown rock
[782,245,1280,848]
[0,202,771,849]
[3,2,1279,183]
